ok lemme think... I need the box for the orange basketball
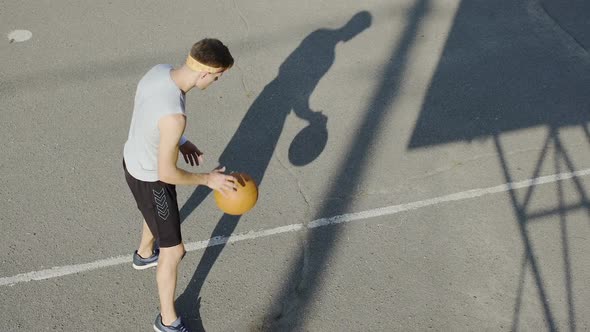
[213,172,258,215]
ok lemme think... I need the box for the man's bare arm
[157,114,237,195]
[157,114,209,185]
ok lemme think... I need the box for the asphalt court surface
[2,0,590,331]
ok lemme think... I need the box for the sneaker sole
[133,261,158,270]
[153,325,163,332]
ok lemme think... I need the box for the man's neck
[170,67,195,93]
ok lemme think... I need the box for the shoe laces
[176,323,190,332]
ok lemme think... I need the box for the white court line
[2,168,590,287]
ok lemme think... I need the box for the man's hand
[206,166,237,196]
[179,140,204,166]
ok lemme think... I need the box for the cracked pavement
[1,0,590,331]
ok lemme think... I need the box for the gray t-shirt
[123,64,186,182]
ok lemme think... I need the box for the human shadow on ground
[260,0,429,327]
[175,11,372,331]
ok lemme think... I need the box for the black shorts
[123,160,182,248]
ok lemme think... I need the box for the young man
[123,38,236,332]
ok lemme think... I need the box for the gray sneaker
[153,314,190,332]
[132,249,159,270]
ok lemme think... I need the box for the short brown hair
[190,38,234,69]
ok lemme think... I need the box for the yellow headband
[185,53,227,73]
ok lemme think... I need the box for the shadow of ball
[288,120,328,167]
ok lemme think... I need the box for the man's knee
[159,243,185,264]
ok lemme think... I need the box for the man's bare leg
[157,243,185,326]
[137,220,156,258]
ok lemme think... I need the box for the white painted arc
[1,168,589,287]
[309,168,590,228]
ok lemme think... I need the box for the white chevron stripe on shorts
[153,188,169,220]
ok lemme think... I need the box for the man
[123,38,236,332]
